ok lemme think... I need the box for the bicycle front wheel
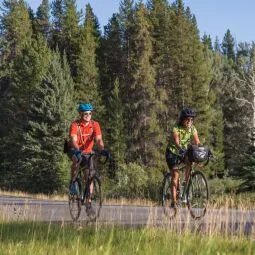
[187,170,209,219]
[68,179,82,221]
[85,176,102,221]
[162,173,177,219]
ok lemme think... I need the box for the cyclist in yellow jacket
[165,107,201,208]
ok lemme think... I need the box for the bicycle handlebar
[87,148,111,165]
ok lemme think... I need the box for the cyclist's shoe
[69,182,77,195]
[170,201,178,209]
[86,202,96,218]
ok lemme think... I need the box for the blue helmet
[78,103,94,112]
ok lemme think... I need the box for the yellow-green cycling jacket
[168,124,197,155]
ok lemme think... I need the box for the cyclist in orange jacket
[68,103,107,215]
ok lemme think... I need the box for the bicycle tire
[187,170,209,219]
[68,178,82,221]
[84,176,102,221]
[162,173,178,219]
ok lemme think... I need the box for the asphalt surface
[0,196,254,237]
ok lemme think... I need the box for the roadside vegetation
[0,222,254,255]
[1,179,255,209]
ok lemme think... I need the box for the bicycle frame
[68,151,102,221]
[177,153,210,200]
[75,153,97,201]
[162,158,209,220]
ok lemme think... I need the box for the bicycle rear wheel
[85,176,102,221]
[162,173,178,219]
[187,170,209,219]
[68,179,82,221]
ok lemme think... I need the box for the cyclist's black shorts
[165,148,179,169]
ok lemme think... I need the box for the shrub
[110,162,149,198]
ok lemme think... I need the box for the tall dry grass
[0,221,254,255]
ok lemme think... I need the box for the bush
[110,162,149,198]
[208,178,241,196]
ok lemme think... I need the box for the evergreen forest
[0,0,254,198]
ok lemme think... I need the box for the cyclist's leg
[84,155,97,217]
[171,167,179,205]
[165,149,179,206]
[68,149,82,193]
[84,155,95,202]
[68,149,81,182]
[79,154,92,201]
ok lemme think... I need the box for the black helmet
[180,107,196,119]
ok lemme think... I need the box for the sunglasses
[81,111,92,116]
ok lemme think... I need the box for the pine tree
[18,52,75,193]
[223,43,255,170]
[75,4,102,116]
[189,30,212,141]
[0,0,36,189]
[98,13,125,154]
[84,3,101,42]
[105,78,126,164]
[118,0,135,105]
[202,46,226,176]
[214,36,221,53]
[118,0,136,163]
[147,0,170,133]
[220,59,241,170]
[0,0,32,59]
[50,0,64,51]
[202,33,213,50]
[34,0,50,39]
[61,0,81,76]
[232,146,255,192]
[222,29,235,62]
[166,0,191,113]
[127,2,159,166]
[0,36,53,189]
[99,13,123,105]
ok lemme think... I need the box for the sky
[26,0,255,43]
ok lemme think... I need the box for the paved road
[0,196,254,237]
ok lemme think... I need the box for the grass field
[0,221,254,255]
[0,190,255,254]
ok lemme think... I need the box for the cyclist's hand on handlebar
[74,150,82,160]
[100,149,110,159]
[97,149,110,164]
[179,148,186,157]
